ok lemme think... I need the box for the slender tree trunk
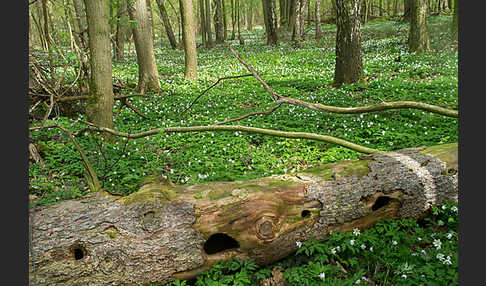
[199,0,208,46]
[247,1,253,31]
[237,0,243,43]
[451,0,457,38]
[157,0,179,49]
[83,0,114,140]
[205,0,214,46]
[288,0,296,30]
[293,0,302,45]
[280,0,286,25]
[231,0,236,39]
[447,0,451,11]
[215,0,224,43]
[222,0,228,39]
[146,0,156,42]
[128,0,161,93]
[333,0,363,87]
[408,0,430,54]
[33,1,47,51]
[73,0,88,49]
[115,0,129,61]
[180,0,198,80]
[315,0,322,38]
[393,0,398,16]
[41,0,51,49]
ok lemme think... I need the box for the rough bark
[128,0,161,93]
[84,0,115,140]
[73,0,88,50]
[408,0,430,54]
[214,0,224,43]
[333,0,363,87]
[29,143,458,285]
[157,0,179,49]
[180,0,198,80]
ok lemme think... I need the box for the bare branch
[228,46,458,118]
[80,121,381,154]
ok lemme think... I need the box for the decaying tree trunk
[29,143,457,285]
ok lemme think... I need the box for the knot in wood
[255,216,277,241]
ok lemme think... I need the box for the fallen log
[29,143,458,285]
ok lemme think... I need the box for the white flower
[360,244,366,250]
[331,248,337,254]
[369,246,373,252]
[442,205,447,210]
[350,239,355,246]
[401,274,407,279]
[418,237,422,241]
[451,206,458,212]
[392,240,398,245]
[436,253,445,261]
[336,246,341,251]
[353,228,361,236]
[355,279,361,284]
[433,239,442,249]
[319,272,325,279]
[296,241,302,248]
[446,233,453,239]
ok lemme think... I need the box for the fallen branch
[228,46,458,118]
[80,121,381,154]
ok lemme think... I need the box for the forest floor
[29,15,458,285]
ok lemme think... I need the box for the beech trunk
[29,144,458,285]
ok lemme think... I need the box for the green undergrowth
[29,15,457,203]
[153,200,458,286]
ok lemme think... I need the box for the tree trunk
[403,0,411,21]
[115,0,129,61]
[333,0,363,87]
[451,0,457,38]
[73,0,88,50]
[214,0,224,43]
[180,0,198,80]
[41,0,51,49]
[315,0,322,39]
[222,0,228,40]
[262,0,278,45]
[280,0,286,26]
[205,0,214,46]
[128,0,161,93]
[293,0,302,45]
[231,0,236,39]
[247,1,253,31]
[157,0,179,49]
[84,0,115,140]
[408,0,430,54]
[29,144,458,285]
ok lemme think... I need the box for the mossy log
[29,143,458,285]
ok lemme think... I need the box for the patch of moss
[420,143,458,170]
[208,189,233,200]
[334,159,371,179]
[121,183,176,205]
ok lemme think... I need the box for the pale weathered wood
[29,143,457,285]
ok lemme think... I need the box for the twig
[184,73,254,113]
[80,121,382,154]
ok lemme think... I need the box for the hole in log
[372,196,392,211]
[73,246,86,260]
[203,233,240,255]
[301,210,311,218]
